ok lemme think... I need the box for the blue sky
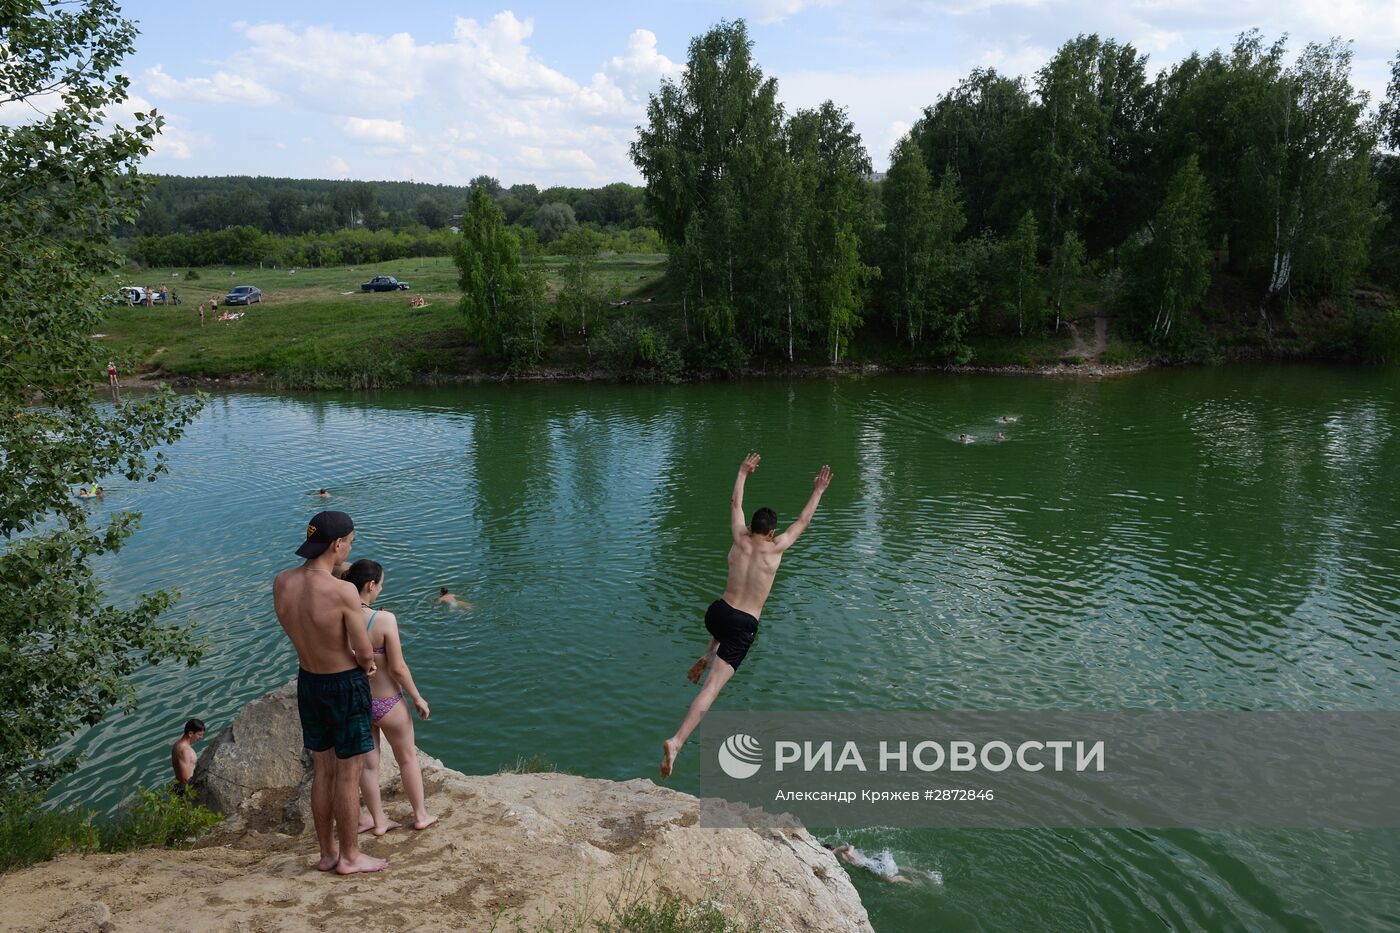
[107,0,1400,186]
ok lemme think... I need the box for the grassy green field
[100,254,668,386]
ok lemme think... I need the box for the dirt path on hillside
[1065,315,1110,359]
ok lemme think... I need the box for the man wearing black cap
[273,510,387,875]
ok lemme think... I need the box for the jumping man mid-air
[660,452,832,778]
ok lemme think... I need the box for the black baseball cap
[296,511,354,559]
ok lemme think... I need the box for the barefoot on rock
[413,814,439,831]
[335,852,388,875]
[372,818,402,837]
[316,853,340,872]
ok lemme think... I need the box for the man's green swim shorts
[297,667,374,759]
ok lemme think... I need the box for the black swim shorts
[704,599,759,671]
[297,667,374,759]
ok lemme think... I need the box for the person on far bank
[273,510,387,875]
[170,718,205,787]
[661,453,833,778]
[344,559,437,834]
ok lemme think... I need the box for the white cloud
[340,117,407,143]
[779,66,963,166]
[327,155,351,176]
[597,29,684,102]
[519,146,598,172]
[743,0,842,24]
[142,65,279,105]
[139,12,686,184]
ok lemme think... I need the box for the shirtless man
[660,453,832,778]
[170,718,205,787]
[273,510,387,875]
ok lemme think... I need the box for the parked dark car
[362,275,410,292]
[224,285,262,305]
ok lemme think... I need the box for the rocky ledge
[0,682,871,932]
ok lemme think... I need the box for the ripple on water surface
[50,370,1400,932]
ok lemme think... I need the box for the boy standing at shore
[170,718,205,787]
[273,510,387,875]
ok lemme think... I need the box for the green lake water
[55,366,1400,931]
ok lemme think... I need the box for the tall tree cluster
[634,22,1399,360]
[631,21,875,366]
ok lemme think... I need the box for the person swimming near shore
[1001,415,1018,423]
[436,587,470,609]
[317,488,331,499]
[76,486,95,499]
[995,432,1006,441]
[343,559,437,834]
[170,718,206,787]
[661,453,833,779]
[823,843,914,884]
[958,434,973,444]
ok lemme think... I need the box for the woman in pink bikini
[343,559,437,833]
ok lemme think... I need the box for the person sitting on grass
[344,559,437,834]
[171,718,206,787]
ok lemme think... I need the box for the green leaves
[1132,155,1212,343]
[1,0,205,799]
[454,186,549,367]
[632,21,873,366]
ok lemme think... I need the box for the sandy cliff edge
[0,682,872,933]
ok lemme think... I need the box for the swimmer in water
[958,434,973,444]
[995,432,1006,441]
[823,843,913,884]
[77,487,94,499]
[436,587,470,609]
[317,488,331,498]
[1001,415,1017,424]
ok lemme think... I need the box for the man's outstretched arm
[731,452,760,540]
[774,465,832,551]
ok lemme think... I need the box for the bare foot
[413,814,438,831]
[372,818,402,837]
[316,853,340,872]
[686,657,709,684]
[335,852,388,875]
[661,738,681,779]
[357,811,375,835]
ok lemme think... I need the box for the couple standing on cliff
[273,513,437,875]
[274,453,832,875]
